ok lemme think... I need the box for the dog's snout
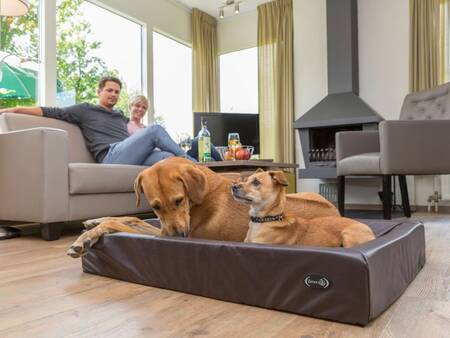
[232,183,241,192]
[175,229,186,238]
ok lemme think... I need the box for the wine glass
[228,133,241,160]
[178,133,192,152]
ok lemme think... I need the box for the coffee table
[201,160,298,193]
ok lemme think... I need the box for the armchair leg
[398,175,411,218]
[337,175,345,216]
[382,175,392,220]
[41,223,63,241]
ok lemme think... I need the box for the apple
[235,148,251,160]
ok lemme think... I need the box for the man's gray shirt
[41,103,129,162]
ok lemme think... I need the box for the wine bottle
[198,117,211,162]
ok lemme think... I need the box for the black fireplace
[294,0,383,179]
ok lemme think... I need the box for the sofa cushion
[337,152,381,176]
[69,163,147,194]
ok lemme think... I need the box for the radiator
[319,182,337,204]
[441,175,450,200]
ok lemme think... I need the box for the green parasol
[0,61,64,106]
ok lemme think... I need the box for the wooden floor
[0,214,449,338]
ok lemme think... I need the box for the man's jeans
[102,124,187,166]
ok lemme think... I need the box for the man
[0,76,192,166]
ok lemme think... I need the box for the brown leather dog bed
[81,219,425,326]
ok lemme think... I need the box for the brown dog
[68,157,340,257]
[231,169,375,247]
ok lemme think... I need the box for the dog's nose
[232,183,241,192]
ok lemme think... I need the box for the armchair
[336,82,450,219]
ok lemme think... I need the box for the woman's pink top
[127,121,146,135]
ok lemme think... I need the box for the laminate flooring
[0,214,449,338]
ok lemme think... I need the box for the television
[193,112,260,154]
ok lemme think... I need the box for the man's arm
[0,106,43,116]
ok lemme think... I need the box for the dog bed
[81,219,425,326]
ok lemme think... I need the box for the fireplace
[294,0,383,179]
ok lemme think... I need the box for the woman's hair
[129,95,149,109]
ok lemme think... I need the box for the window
[0,0,40,108]
[153,31,192,139]
[56,0,143,114]
[220,47,258,113]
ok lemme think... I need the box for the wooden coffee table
[201,160,298,192]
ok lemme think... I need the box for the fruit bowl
[216,145,254,161]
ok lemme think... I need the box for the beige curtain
[410,0,448,92]
[192,8,219,112]
[257,0,294,163]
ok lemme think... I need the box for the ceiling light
[0,0,30,17]
[218,0,243,19]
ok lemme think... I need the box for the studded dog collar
[250,214,284,223]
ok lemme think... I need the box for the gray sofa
[0,113,151,240]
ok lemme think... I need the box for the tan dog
[231,169,375,247]
[68,157,340,257]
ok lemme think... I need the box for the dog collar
[250,215,284,223]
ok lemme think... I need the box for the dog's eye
[175,197,183,207]
[252,179,261,186]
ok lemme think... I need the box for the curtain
[410,0,448,92]
[257,0,294,163]
[192,8,220,112]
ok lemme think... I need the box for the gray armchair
[336,82,450,219]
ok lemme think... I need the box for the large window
[220,47,258,113]
[153,31,192,139]
[56,0,143,114]
[0,0,40,108]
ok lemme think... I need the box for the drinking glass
[228,133,241,160]
[178,133,192,152]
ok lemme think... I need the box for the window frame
[36,0,148,107]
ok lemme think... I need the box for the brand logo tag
[304,275,331,289]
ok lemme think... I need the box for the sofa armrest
[336,131,380,161]
[379,120,450,174]
[0,128,70,222]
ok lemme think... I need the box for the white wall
[358,0,409,120]
[218,11,257,55]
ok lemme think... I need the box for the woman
[126,95,222,161]
[127,95,148,135]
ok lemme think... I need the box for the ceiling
[174,0,270,19]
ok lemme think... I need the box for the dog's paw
[67,246,83,258]
[67,239,91,258]
[83,217,107,229]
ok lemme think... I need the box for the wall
[217,11,257,55]
[292,0,330,193]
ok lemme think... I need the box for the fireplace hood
[294,0,383,130]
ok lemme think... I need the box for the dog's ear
[255,168,264,173]
[179,165,207,205]
[269,171,289,187]
[134,172,144,207]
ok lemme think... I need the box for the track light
[218,1,243,19]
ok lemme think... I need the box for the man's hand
[0,106,43,116]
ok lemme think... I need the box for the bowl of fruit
[217,145,254,161]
